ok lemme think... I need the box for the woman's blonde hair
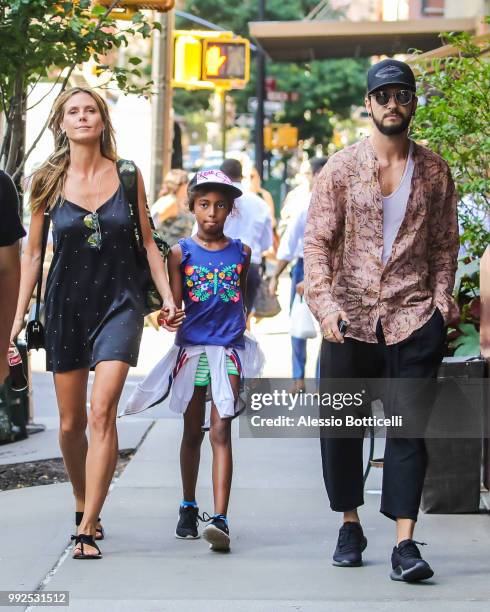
[157,169,188,198]
[30,87,117,213]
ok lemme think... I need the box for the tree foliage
[232,57,368,151]
[177,0,328,38]
[0,0,160,179]
[176,0,368,150]
[412,31,490,260]
[412,29,490,346]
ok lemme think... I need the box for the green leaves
[412,33,490,264]
[91,4,107,17]
[174,0,366,151]
[452,323,480,357]
[454,258,480,296]
[0,0,159,174]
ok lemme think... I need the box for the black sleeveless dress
[44,183,146,372]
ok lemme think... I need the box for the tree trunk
[0,117,13,169]
[5,74,25,178]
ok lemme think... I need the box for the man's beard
[372,111,412,136]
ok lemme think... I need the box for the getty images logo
[375,66,404,78]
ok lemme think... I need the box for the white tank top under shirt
[381,141,415,266]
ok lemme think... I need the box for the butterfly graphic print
[184,263,243,303]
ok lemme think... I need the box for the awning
[407,32,490,66]
[248,17,478,62]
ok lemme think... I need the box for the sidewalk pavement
[1,278,489,610]
[3,419,489,611]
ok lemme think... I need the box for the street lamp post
[220,89,227,156]
[255,0,266,181]
[150,9,175,205]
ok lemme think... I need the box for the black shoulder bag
[25,211,50,350]
[116,159,170,313]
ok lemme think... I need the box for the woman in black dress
[11,87,181,559]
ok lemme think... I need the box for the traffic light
[202,40,249,83]
[174,33,202,83]
[264,124,298,151]
[173,31,250,91]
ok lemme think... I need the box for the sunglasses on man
[370,89,415,107]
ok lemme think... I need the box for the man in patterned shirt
[304,59,459,582]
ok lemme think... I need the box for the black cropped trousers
[319,309,445,521]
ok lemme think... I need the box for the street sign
[97,0,174,19]
[267,91,288,102]
[248,98,284,115]
[235,114,255,128]
[265,77,276,92]
[98,0,174,7]
[267,91,300,102]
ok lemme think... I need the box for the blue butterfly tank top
[175,237,247,349]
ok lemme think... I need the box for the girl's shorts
[194,352,239,387]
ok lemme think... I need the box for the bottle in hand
[7,343,28,392]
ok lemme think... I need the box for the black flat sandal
[75,512,105,541]
[71,534,102,560]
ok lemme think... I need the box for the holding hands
[157,298,185,332]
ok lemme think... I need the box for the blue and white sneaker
[175,505,200,539]
[202,514,230,552]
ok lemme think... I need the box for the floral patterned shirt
[175,237,247,349]
[304,138,459,345]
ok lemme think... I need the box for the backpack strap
[116,159,144,252]
[34,210,50,320]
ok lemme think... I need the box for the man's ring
[324,330,333,338]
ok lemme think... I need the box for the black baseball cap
[367,59,416,95]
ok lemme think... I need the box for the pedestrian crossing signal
[173,32,250,90]
[202,41,249,82]
[264,124,298,151]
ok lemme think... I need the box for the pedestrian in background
[277,161,312,234]
[150,169,192,247]
[248,165,278,251]
[304,59,459,582]
[124,169,263,552]
[0,170,25,390]
[10,87,181,560]
[219,159,272,319]
[269,157,328,393]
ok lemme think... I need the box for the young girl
[123,169,264,551]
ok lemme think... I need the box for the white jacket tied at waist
[120,333,264,420]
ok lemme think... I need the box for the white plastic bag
[289,294,317,339]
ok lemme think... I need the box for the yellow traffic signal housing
[174,33,202,83]
[264,124,299,151]
[281,124,298,149]
[173,31,250,91]
[202,39,250,85]
[264,126,273,151]
[97,0,175,20]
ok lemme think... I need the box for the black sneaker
[202,515,230,552]
[175,505,200,539]
[390,539,434,582]
[332,522,367,567]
